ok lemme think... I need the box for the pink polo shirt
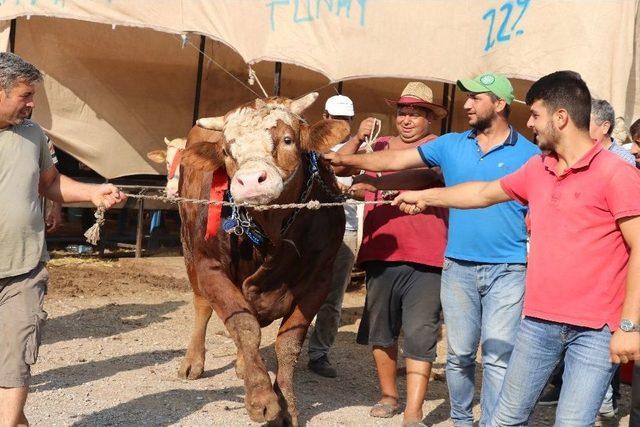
[500,143,640,330]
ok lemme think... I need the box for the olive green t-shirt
[0,120,54,278]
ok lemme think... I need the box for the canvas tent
[0,0,637,178]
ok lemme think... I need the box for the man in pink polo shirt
[391,71,640,425]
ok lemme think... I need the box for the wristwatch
[619,319,640,332]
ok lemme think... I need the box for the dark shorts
[356,261,442,362]
[0,263,48,387]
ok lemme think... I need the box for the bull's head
[192,93,350,205]
[147,137,187,198]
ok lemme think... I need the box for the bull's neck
[248,160,306,246]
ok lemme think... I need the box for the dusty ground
[25,256,631,426]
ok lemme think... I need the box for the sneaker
[307,355,337,378]
[595,409,618,427]
[537,385,560,406]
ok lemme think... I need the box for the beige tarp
[0,0,638,177]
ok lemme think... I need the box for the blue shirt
[608,139,636,166]
[418,127,540,263]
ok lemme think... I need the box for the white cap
[325,95,354,117]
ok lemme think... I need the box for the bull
[177,93,349,425]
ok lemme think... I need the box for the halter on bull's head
[193,93,350,204]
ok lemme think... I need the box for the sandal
[369,401,401,418]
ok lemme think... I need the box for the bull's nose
[235,170,268,187]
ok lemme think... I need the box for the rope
[122,192,392,210]
[248,66,269,98]
[84,206,106,245]
[361,118,382,155]
[84,192,393,245]
[177,35,264,99]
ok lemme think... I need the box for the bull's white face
[164,143,183,198]
[195,93,351,206]
[223,104,299,204]
[147,137,186,198]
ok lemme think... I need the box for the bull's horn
[164,137,171,145]
[290,92,318,115]
[197,116,225,130]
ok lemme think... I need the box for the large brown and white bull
[178,93,349,425]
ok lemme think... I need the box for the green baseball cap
[456,72,515,105]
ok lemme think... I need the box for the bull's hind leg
[271,304,318,427]
[179,292,213,380]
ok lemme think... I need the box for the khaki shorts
[0,263,48,387]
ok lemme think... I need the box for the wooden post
[440,83,456,134]
[9,19,16,53]
[274,62,282,96]
[135,198,144,258]
[192,35,206,125]
[446,84,456,133]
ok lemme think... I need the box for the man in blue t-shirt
[327,73,540,426]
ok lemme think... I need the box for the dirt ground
[25,255,632,426]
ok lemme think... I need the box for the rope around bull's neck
[84,191,394,245]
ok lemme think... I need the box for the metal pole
[192,35,206,125]
[9,19,16,53]
[337,81,343,94]
[274,62,282,96]
[135,198,144,258]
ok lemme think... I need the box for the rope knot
[306,200,321,210]
[84,206,106,245]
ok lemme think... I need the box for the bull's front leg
[179,292,213,380]
[272,292,328,427]
[226,311,280,423]
[197,263,280,423]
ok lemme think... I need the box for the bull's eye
[283,136,293,145]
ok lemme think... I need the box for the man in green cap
[326,72,540,426]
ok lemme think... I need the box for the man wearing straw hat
[0,52,125,426]
[328,73,540,426]
[332,82,448,426]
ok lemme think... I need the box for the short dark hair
[487,92,511,118]
[525,71,591,130]
[630,118,640,140]
[0,52,42,91]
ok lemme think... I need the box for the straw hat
[386,82,447,118]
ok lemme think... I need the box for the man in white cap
[306,95,360,378]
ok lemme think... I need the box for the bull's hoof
[245,385,280,423]
[266,413,298,427]
[178,357,205,380]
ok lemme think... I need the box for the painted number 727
[482,0,530,52]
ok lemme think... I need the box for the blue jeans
[441,258,526,426]
[490,317,616,426]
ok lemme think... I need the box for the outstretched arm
[350,169,442,192]
[39,166,126,208]
[325,147,424,173]
[392,179,511,214]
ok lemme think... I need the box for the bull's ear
[181,127,225,171]
[176,138,187,150]
[147,150,167,163]
[300,119,351,154]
